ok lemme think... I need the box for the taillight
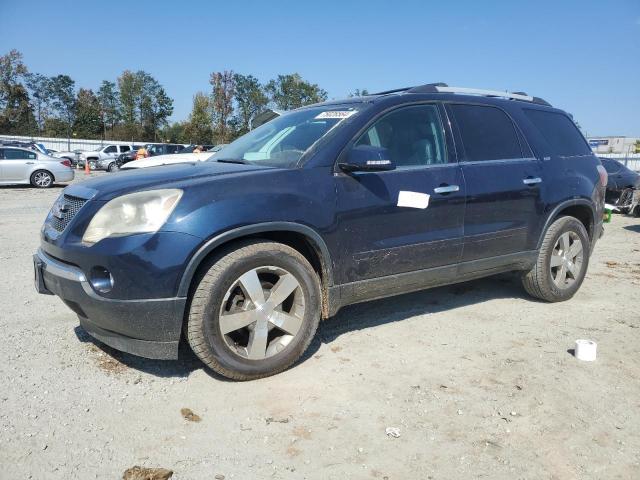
[596,164,608,187]
[60,159,71,168]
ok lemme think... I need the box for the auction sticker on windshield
[315,111,357,120]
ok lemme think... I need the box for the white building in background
[587,136,639,154]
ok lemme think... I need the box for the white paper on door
[397,191,430,209]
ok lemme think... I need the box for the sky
[1,0,638,137]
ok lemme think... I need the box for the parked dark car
[177,144,216,154]
[112,146,145,170]
[145,143,184,157]
[34,83,606,380]
[598,157,640,203]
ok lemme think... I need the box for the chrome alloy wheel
[33,171,52,187]
[550,231,584,289]
[219,266,305,360]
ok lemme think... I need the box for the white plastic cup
[574,339,597,362]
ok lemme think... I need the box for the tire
[186,240,321,380]
[107,162,115,172]
[522,216,590,302]
[30,170,54,188]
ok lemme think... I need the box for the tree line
[0,49,362,145]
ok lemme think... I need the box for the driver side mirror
[338,145,395,173]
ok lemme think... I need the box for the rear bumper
[54,169,74,182]
[33,248,185,359]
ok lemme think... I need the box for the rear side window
[120,145,130,152]
[524,109,591,157]
[450,104,522,161]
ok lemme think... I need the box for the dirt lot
[1,173,639,479]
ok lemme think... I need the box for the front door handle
[523,177,542,185]
[433,184,460,194]
[25,162,35,165]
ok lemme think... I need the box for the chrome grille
[49,194,87,232]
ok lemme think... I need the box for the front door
[334,103,466,284]
[446,103,543,262]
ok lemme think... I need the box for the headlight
[82,189,183,245]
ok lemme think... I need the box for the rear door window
[120,145,130,152]
[524,109,591,157]
[3,148,36,160]
[450,104,523,161]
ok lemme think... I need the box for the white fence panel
[0,134,144,152]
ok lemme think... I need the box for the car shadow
[76,272,532,380]
[623,224,640,233]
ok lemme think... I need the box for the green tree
[0,49,35,135]
[160,121,188,144]
[97,80,120,137]
[118,70,142,138]
[210,71,236,143]
[25,73,52,133]
[265,73,327,110]
[48,75,77,146]
[349,88,369,97]
[233,73,268,134]
[73,88,102,138]
[184,92,213,144]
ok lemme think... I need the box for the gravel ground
[1,173,639,479]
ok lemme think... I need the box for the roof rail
[371,83,552,106]
[369,86,412,95]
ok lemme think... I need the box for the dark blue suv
[34,83,607,380]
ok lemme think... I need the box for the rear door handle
[433,184,460,194]
[523,177,542,185]
[25,162,35,165]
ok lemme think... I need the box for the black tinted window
[104,145,117,153]
[524,109,591,157]
[120,145,130,152]
[355,104,447,167]
[3,148,36,160]
[450,104,522,161]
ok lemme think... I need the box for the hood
[65,161,271,201]
[122,152,213,169]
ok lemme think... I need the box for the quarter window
[450,104,522,161]
[354,104,447,167]
[524,109,591,157]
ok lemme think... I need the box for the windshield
[211,105,365,167]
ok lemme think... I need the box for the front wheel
[522,216,590,302]
[107,162,116,172]
[186,240,321,380]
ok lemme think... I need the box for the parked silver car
[0,147,74,188]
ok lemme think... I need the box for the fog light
[90,267,114,293]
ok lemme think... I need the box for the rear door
[334,103,466,283]
[446,103,543,262]
[0,148,37,181]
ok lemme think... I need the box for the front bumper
[33,248,186,359]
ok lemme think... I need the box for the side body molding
[177,222,334,297]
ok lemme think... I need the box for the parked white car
[0,146,74,188]
[120,150,218,170]
[80,144,132,162]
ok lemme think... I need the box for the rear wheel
[186,240,321,380]
[522,216,590,302]
[30,170,53,188]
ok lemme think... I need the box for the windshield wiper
[216,158,250,164]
